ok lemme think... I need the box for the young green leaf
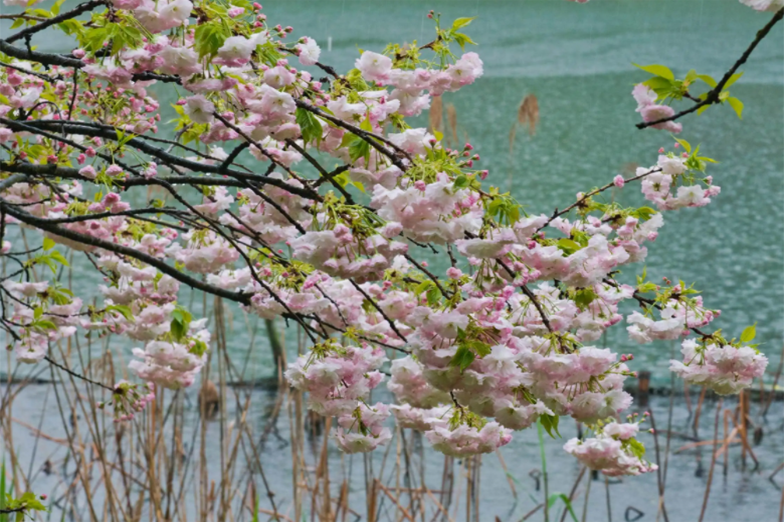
[539,413,561,438]
[547,493,579,522]
[295,107,322,146]
[633,63,674,81]
[696,74,717,88]
[673,137,692,153]
[723,72,744,89]
[451,17,475,31]
[727,97,743,119]
[556,238,581,255]
[49,250,70,267]
[450,345,476,372]
[740,323,756,343]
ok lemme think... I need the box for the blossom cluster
[0,0,770,468]
[564,417,658,476]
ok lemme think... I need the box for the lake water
[1,0,783,520]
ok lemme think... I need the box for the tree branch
[5,0,106,44]
[636,8,784,130]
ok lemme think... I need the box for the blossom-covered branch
[0,0,769,473]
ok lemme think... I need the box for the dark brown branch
[45,355,114,391]
[0,39,83,68]
[520,284,554,333]
[284,138,354,203]
[403,253,450,297]
[348,279,407,343]
[0,184,252,305]
[294,100,412,171]
[539,167,662,232]
[0,120,320,199]
[636,8,784,129]
[602,277,713,339]
[5,0,106,44]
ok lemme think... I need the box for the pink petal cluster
[632,84,683,133]
[285,343,386,416]
[670,339,768,395]
[564,421,657,477]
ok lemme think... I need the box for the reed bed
[1,297,782,521]
[1,230,782,522]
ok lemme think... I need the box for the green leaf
[194,21,231,60]
[723,72,744,89]
[34,319,57,331]
[17,492,45,512]
[451,17,475,31]
[106,305,134,323]
[348,136,371,164]
[450,345,476,372]
[453,174,470,190]
[48,250,69,267]
[540,413,561,438]
[574,288,597,309]
[633,63,674,81]
[643,76,675,95]
[51,0,65,15]
[547,493,579,522]
[170,307,193,342]
[295,107,322,146]
[464,339,492,358]
[189,339,209,357]
[43,237,55,251]
[626,437,646,459]
[556,238,581,255]
[0,462,6,515]
[727,97,743,119]
[452,32,476,51]
[740,323,756,343]
[696,74,717,88]
[426,286,442,307]
[414,280,433,296]
[673,137,692,153]
[631,206,657,221]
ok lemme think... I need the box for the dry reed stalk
[698,399,722,522]
[580,473,591,522]
[692,386,707,438]
[729,399,759,469]
[521,502,543,520]
[376,479,416,521]
[648,409,669,522]
[494,449,517,499]
[675,435,739,454]
[318,415,332,521]
[558,466,586,522]
[740,390,748,468]
[517,94,539,136]
[429,96,443,135]
[446,104,458,146]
